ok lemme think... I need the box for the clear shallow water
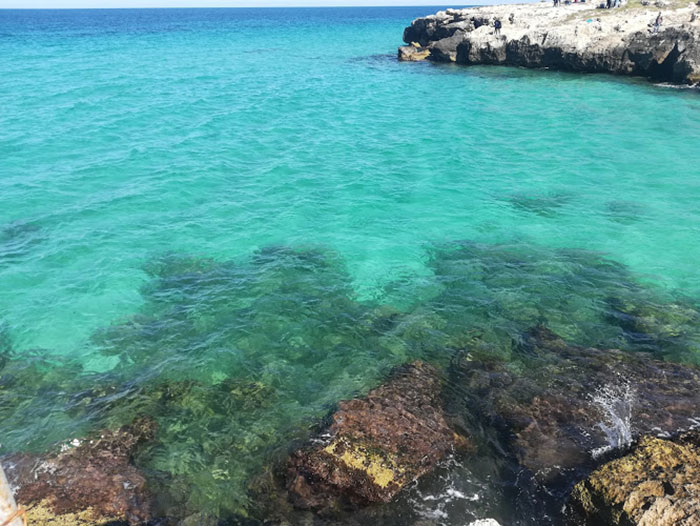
[1,6,700,525]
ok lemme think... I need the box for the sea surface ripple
[0,6,699,525]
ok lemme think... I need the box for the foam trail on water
[405,456,485,524]
[590,378,635,458]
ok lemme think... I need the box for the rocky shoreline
[568,430,700,525]
[6,328,700,525]
[398,1,700,85]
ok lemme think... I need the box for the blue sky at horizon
[0,0,527,9]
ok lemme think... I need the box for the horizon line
[0,5,475,9]
[0,1,525,10]
[0,6,468,9]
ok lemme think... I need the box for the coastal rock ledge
[399,1,700,85]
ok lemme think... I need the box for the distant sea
[1,6,699,525]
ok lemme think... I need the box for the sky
[0,0,485,7]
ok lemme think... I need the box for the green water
[1,6,699,525]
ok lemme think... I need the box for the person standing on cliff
[494,18,502,35]
[652,12,663,33]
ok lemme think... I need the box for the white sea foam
[467,520,502,526]
[590,378,635,458]
[406,455,486,524]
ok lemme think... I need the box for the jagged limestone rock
[399,2,700,84]
[398,43,431,61]
[567,431,700,526]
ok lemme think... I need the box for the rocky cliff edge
[399,1,700,85]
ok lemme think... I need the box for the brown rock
[567,431,700,526]
[398,44,431,61]
[448,326,700,483]
[286,361,468,511]
[4,417,156,525]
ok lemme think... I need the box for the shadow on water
[347,53,398,69]
[1,240,700,524]
[405,60,700,97]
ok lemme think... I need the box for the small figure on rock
[652,12,663,33]
[509,13,515,23]
[494,18,502,35]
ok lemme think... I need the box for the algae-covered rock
[286,361,469,511]
[23,500,121,526]
[447,326,700,484]
[5,418,156,525]
[567,431,700,526]
[607,296,699,343]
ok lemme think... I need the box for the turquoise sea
[1,6,700,525]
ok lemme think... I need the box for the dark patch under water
[507,193,571,217]
[0,220,44,264]
[604,200,648,224]
[1,240,699,525]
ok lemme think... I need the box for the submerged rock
[399,3,700,85]
[448,326,700,486]
[4,418,156,525]
[567,430,700,525]
[607,296,699,344]
[286,361,469,512]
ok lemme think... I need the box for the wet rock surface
[399,3,700,85]
[567,430,700,526]
[397,42,432,61]
[286,361,469,512]
[447,326,700,488]
[4,418,156,525]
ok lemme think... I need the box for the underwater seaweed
[86,246,416,519]
[422,240,700,363]
[2,241,700,524]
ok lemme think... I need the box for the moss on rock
[24,500,123,526]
